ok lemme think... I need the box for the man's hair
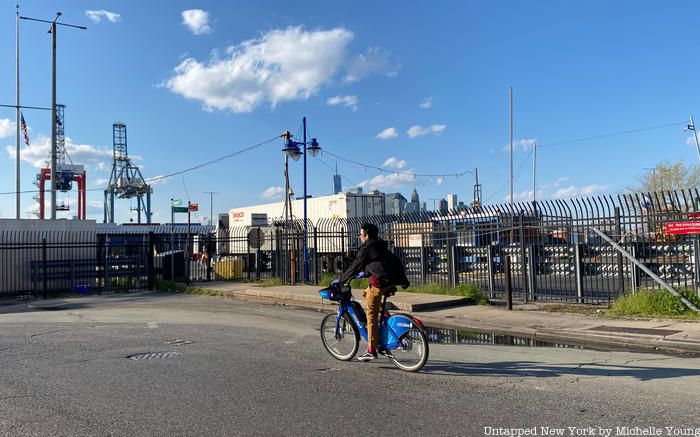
[361,222,379,239]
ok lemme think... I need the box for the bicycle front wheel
[389,326,429,372]
[320,313,359,361]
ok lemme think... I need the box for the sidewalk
[195,281,700,354]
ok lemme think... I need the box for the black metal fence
[3,189,700,304]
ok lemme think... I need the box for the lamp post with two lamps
[282,117,321,284]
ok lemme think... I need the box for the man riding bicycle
[336,223,410,361]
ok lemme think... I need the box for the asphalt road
[1,292,699,436]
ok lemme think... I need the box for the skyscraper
[333,162,342,194]
[447,194,458,210]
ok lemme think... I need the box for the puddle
[424,326,585,349]
[423,326,698,357]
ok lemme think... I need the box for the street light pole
[20,12,86,219]
[15,5,20,219]
[50,18,57,219]
[282,119,322,284]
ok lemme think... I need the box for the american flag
[20,112,29,146]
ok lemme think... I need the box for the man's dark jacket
[338,238,410,288]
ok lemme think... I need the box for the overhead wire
[0,135,281,196]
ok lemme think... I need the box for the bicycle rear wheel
[389,326,429,372]
[320,313,359,361]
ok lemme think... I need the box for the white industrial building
[227,192,386,227]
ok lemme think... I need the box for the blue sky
[1,1,699,223]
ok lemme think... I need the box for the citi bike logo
[396,321,413,329]
[351,313,362,327]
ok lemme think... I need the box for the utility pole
[509,87,514,244]
[15,5,20,219]
[20,12,86,219]
[532,141,537,203]
[204,191,219,225]
[688,115,700,163]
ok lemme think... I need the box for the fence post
[246,231,251,282]
[487,244,496,297]
[420,238,427,285]
[630,244,639,293]
[614,206,624,294]
[147,232,155,290]
[255,228,261,281]
[574,243,584,303]
[206,233,212,281]
[519,213,529,303]
[170,230,175,283]
[447,235,456,288]
[504,255,512,310]
[694,238,700,297]
[313,226,319,285]
[527,245,537,301]
[42,238,48,300]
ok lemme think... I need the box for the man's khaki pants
[364,286,385,352]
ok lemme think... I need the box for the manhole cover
[165,339,194,346]
[127,351,181,360]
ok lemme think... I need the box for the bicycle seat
[384,286,397,297]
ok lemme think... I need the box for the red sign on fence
[188,203,199,212]
[665,221,700,235]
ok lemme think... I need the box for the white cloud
[435,177,444,186]
[93,178,109,187]
[326,95,358,111]
[262,186,283,199]
[406,124,446,139]
[165,26,353,112]
[5,135,112,170]
[374,127,398,140]
[358,172,416,191]
[552,184,608,199]
[382,157,407,169]
[181,9,212,35]
[0,118,15,139]
[687,136,698,146]
[344,47,400,83]
[85,10,121,23]
[87,200,103,209]
[419,97,433,109]
[502,138,537,152]
[145,175,171,186]
[554,176,569,186]
[504,190,538,202]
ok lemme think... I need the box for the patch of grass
[608,288,700,319]
[404,282,490,305]
[154,280,187,293]
[255,278,286,287]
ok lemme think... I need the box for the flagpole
[16,4,20,219]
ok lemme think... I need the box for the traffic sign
[188,203,199,212]
[172,206,189,213]
[665,221,700,235]
[247,228,265,249]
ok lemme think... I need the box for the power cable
[0,135,280,196]
[538,121,685,148]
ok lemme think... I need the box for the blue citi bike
[319,277,429,372]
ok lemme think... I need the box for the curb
[194,286,700,354]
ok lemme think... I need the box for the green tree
[636,160,700,192]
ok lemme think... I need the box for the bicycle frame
[334,294,421,352]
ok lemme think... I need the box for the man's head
[359,222,379,244]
